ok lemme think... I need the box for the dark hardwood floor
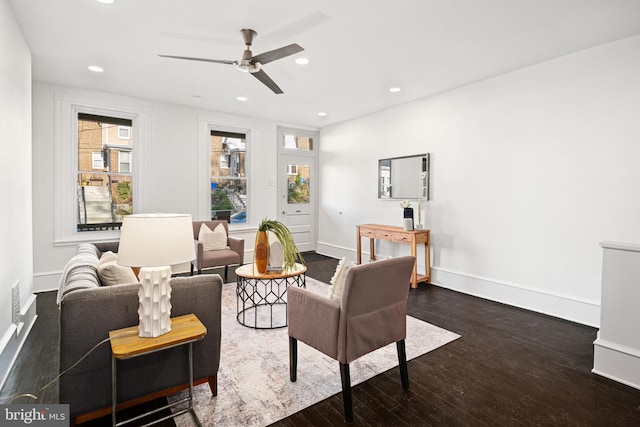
[2,252,640,426]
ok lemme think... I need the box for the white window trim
[54,92,151,245]
[197,115,256,230]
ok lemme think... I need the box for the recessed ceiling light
[88,65,104,73]
[295,58,309,65]
[236,96,247,102]
[389,87,401,93]
[317,112,327,117]
[96,0,114,4]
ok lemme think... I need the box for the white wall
[31,82,302,292]
[0,0,37,389]
[318,35,640,326]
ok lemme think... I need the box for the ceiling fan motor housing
[241,29,257,47]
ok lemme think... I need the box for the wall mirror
[378,153,429,200]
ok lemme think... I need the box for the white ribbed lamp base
[137,266,172,337]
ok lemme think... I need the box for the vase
[255,231,269,273]
[403,207,414,231]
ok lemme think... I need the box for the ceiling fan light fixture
[235,61,261,73]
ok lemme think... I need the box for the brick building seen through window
[77,113,133,231]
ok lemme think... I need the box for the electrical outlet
[12,281,20,325]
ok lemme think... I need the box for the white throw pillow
[98,260,138,286]
[328,257,355,303]
[100,251,118,264]
[199,223,228,251]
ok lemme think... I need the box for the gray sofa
[57,242,223,424]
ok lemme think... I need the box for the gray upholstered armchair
[287,255,416,423]
[191,220,244,281]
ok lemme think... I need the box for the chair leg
[224,265,229,282]
[289,337,297,382]
[397,340,409,390]
[207,374,217,397]
[339,362,353,423]
[190,264,194,276]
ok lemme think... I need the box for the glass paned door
[279,155,315,253]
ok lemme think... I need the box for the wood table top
[109,313,207,359]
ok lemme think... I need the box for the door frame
[277,126,319,253]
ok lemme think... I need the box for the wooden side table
[109,313,207,427]
[356,224,431,288]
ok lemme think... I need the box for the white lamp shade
[117,213,195,267]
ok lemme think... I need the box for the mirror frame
[378,153,429,200]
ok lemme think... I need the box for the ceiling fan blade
[158,54,235,65]
[251,44,304,65]
[251,69,284,94]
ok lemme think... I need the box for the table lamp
[117,213,195,337]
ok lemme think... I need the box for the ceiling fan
[159,28,304,94]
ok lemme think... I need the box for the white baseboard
[33,270,61,293]
[0,294,38,392]
[315,241,599,327]
[432,267,600,327]
[315,241,354,261]
[593,338,640,390]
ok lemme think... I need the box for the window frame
[54,92,151,245]
[197,116,255,230]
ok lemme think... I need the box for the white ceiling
[9,0,640,128]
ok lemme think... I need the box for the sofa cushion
[100,251,118,263]
[199,223,228,251]
[328,257,355,303]
[98,251,138,286]
[97,262,138,286]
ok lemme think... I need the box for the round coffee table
[235,263,307,329]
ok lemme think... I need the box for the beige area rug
[172,278,460,426]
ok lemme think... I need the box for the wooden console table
[356,224,431,289]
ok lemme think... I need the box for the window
[283,133,314,151]
[77,113,134,231]
[287,163,310,204]
[118,150,132,173]
[220,154,230,169]
[118,126,131,139]
[92,151,104,169]
[210,130,246,224]
[54,92,149,244]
